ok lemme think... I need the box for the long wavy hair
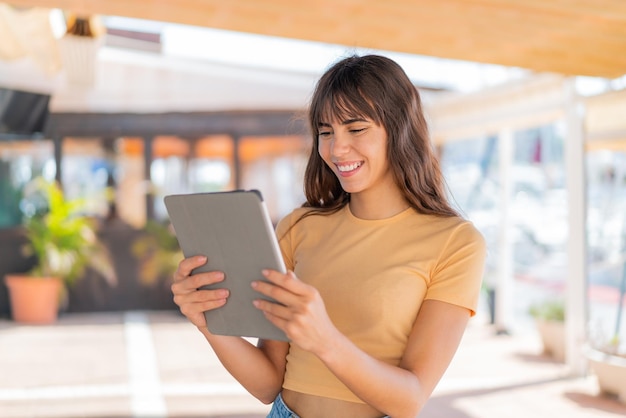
[301,54,458,218]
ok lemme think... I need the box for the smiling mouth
[336,162,363,172]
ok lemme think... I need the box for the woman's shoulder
[440,215,486,252]
[411,211,484,243]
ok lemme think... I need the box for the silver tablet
[164,190,288,341]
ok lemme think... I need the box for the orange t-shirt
[276,205,486,403]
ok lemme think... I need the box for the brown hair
[300,54,458,218]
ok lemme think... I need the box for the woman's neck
[348,189,410,220]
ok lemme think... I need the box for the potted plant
[3,177,116,324]
[529,299,565,362]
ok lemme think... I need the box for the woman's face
[317,116,396,197]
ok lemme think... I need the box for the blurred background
[1,1,626,417]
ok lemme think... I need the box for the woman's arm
[254,270,470,417]
[172,255,289,404]
[318,300,469,417]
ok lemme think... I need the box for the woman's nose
[331,132,350,156]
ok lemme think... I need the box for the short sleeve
[425,221,486,316]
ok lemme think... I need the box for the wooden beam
[11,0,626,78]
[429,74,567,143]
[43,110,309,138]
[6,0,626,77]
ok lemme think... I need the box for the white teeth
[337,162,362,172]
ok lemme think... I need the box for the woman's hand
[252,270,339,356]
[171,255,230,328]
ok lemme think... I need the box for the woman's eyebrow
[318,118,368,128]
[341,118,368,125]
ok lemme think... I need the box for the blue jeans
[267,392,300,418]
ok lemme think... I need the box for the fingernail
[251,281,258,288]
[262,269,269,276]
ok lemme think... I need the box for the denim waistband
[267,392,300,418]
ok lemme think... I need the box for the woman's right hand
[171,255,230,328]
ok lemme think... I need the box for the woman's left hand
[252,270,338,355]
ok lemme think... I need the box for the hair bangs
[311,74,382,133]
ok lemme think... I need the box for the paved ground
[1,310,625,418]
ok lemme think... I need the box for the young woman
[171,54,486,418]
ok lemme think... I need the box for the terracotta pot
[4,274,63,324]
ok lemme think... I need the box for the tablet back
[164,190,288,341]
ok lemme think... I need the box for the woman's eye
[318,131,332,137]
[350,128,366,134]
